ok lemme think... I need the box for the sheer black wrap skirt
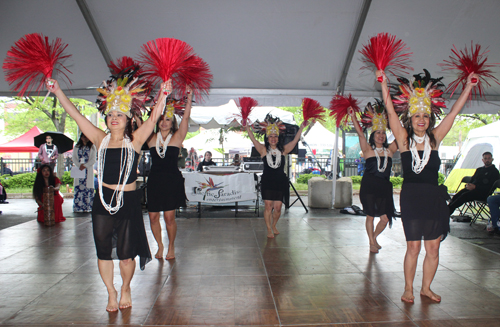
[92,187,152,270]
[359,173,395,226]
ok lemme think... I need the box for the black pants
[448,189,487,215]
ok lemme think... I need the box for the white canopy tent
[183,129,252,152]
[300,123,341,152]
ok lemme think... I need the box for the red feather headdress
[438,42,500,99]
[138,38,212,102]
[301,98,325,122]
[329,94,360,128]
[3,33,72,96]
[359,32,413,81]
[108,56,141,75]
[391,69,446,117]
[360,99,388,132]
[235,97,259,126]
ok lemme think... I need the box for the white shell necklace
[266,147,282,169]
[374,147,389,172]
[97,134,135,214]
[155,131,172,158]
[410,133,431,174]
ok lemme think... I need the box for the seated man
[487,194,500,234]
[449,152,500,215]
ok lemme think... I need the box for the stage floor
[1,200,500,326]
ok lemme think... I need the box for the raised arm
[283,121,308,155]
[245,124,267,157]
[171,85,193,147]
[46,79,105,146]
[376,70,407,147]
[132,81,169,150]
[433,72,478,143]
[348,108,371,154]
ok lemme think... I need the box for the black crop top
[401,150,440,185]
[364,156,392,181]
[101,148,138,185]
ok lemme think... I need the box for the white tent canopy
[453,121,500,170]
[1,0,500,114]
[183,129,252,151]
[300,123,341,151]
[188,99,296,132]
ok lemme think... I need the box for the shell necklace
[156,131,172,158]
[374,147,389,172]
[97,134,135,214]
[266,147,281,169]
[410,133,431,174]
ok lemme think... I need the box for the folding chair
[449,176,474,217]
[470,179,500,226]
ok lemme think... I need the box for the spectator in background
[1,163,13,176]
[487,194,500,235]
[448,152,499,216]
[231,154,241,166]
[197,151,217,171]
[38,135,58,170]
[188,147,199,167]
[177,145,188,168]
[33,164,65,223]
[356,151,366,176]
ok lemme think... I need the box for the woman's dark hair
[155,114,179,135]
[401,113,437,148]
[33,164,56,201]
[104,115,134,141]
[368,131,389,149]
[264,134,285,153]
[75,133,93,148]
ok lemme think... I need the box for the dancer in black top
[246,114,308,238]
[377,69,478,303]
[348,100,397,253]
[46,68,167,312]
[147,86,193,260]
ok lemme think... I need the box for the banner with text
[183,173,257,203]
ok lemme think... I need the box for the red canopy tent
[0,126,42,153]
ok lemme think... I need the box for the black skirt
[400,183,450,241]
[359,172,395,225]
[260,172,289,202]
[92,187,152,270]
[147,170,187,212]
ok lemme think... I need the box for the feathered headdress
[391,69,446,117]
[3,33,72,96]
[235,97,258,126]
[302,98,325,123]
[361,99,388,132]
[329,94,361,128]
[438,42,500,99]
[359,32,413,82]
[96,65,152,118]
[253,114,286,136]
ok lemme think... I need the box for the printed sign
[183,173,257,203]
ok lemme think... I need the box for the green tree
[441,113,499,146]
[279,106,339,133]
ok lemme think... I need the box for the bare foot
[267,230,275,238]
[420,288,441,302]
[106,289,119,312]
[119,286,132,309]
[155,244,164,259]
[401,290,415,303]
[272,226,280,235]
[369,245,379,253]
[375,241,382,249]
[165,245,175,260]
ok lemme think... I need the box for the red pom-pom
[138,38,194,85]
[301,98,325,122]
[172,55,212,102]
[438,42,500,99]
[359,32,413,77]
[329,94,360,128]
[3,33,72,96]
[236,97,258,126]
[108,56,140,75]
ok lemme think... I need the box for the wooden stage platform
[1,209,500,326]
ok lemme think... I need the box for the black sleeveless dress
[400,150,450,241]
[147,146,187,212]
[260,154,289,202]
[359,156,395,225]
[92,148,152,270]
